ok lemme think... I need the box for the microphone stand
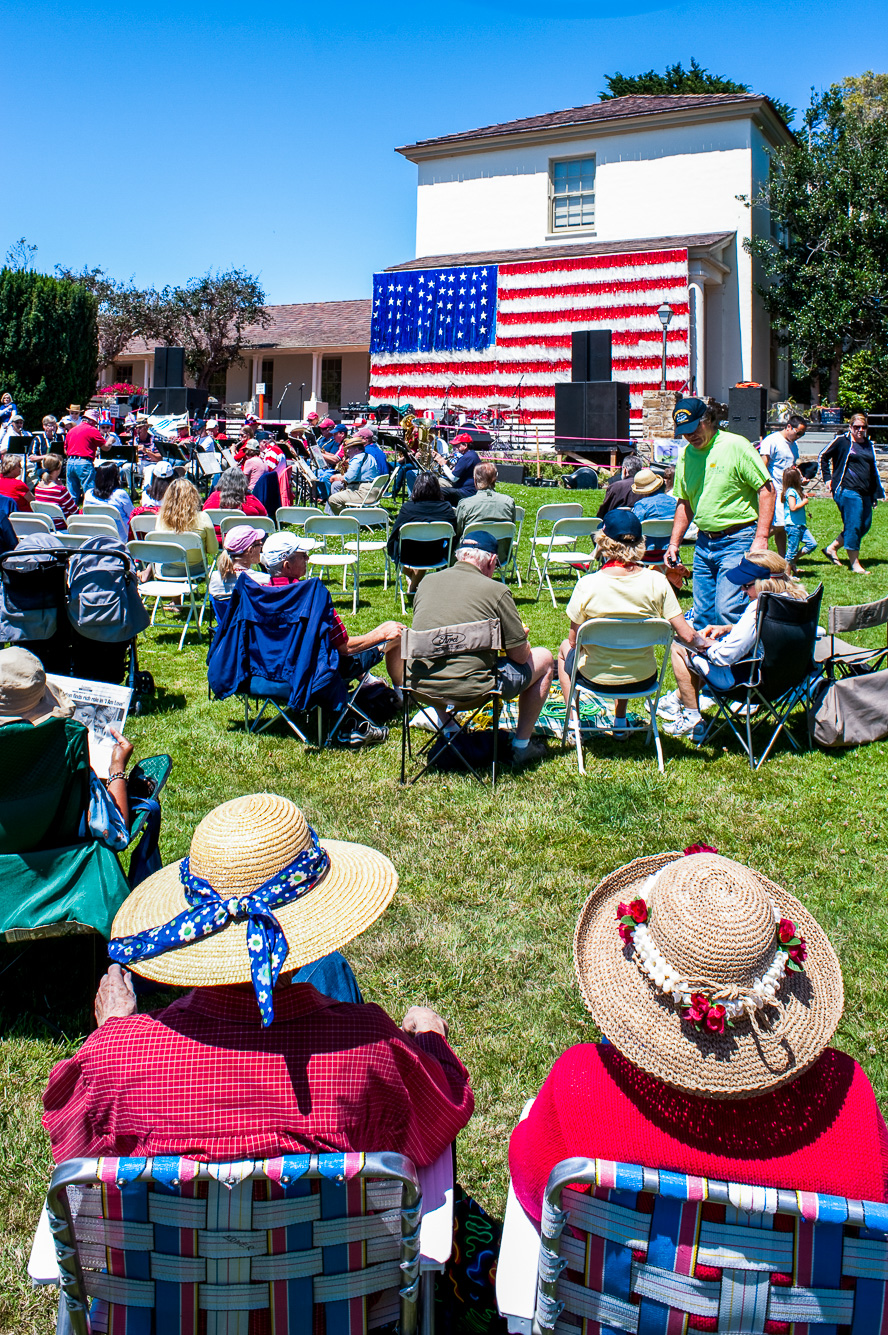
[276,383,292,422]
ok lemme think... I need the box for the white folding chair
[524,501,582,582]
[275,504,326,551]
[53,532,86,551]
[220,512,277,536]
[344,506,392,590]
[128,537,204,649]
[83,501,124,522]
[67,516,120,540]
[9,512,54,539]
[561,617,674,774]
[204,507,245,527]
[535,516,601,606]
[502,505,525,585]
[304,514,361,615]
[31,500,67,529]
[340,471,395,508]
[130,513,158,538]
[149,529,214,627]
[464,520,518,585]
[394,521,454,614]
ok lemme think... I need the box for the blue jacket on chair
[207,575,346,713]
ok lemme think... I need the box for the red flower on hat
[777,917,807,970]
[683,993,710,1024]
[616,898,647,945]
[705,1004,727,1035]
[684,844,718,856]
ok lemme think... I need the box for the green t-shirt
[673,430,770,532]
[410,560,526,701]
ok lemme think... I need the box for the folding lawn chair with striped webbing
[39,1151,432,1335]
[497,1152,888,1334]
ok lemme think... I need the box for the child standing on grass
[782,466,817,573]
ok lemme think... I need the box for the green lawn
[4,485,888,1332]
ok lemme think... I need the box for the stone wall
[641,390,680,438]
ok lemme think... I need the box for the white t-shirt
[760,430,799,483]
[704,598,759,667]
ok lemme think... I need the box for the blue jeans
[292,950,363,1002]
[834,487,873,551]
[690,524,756,628]
[786,524,817,561]
[66,458,95,506]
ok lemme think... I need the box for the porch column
[687,265,708,397]
[311,351,322,399]
[142,358,151,390]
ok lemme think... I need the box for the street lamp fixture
[657,302,674,391]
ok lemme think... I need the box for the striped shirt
[34,481,78,526]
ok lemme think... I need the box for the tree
[841,71,888,123]
[4,237,38,271]
[838,349,888,414]
[744,83,888,403]
[600,59,795,127]
[0,268,98,426]
[143,269,269,390]
[55,265,153,371]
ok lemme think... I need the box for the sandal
[821,547,841,566]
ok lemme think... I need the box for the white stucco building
[384,93,793,405]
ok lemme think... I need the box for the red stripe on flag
[499,248,688,276]
[498,302,690,325]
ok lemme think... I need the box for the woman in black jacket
[387,471,457,591]
[820,412,885,574]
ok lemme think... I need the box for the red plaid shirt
[43,983,473,1165]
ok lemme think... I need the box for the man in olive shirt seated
[409,532,554,767]
[664,397,775,627]
[455,462,517,563]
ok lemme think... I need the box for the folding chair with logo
[695,585,824,769]
[31,1148,455,1334]
[815,593,888,680]
[534,516,601,607]
[401,618,503,788]
[561,617,674,774]
[497,1140,888,1335]
[394,522,454,615]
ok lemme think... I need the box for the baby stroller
[67,536,153,705]
[0,533,70,673]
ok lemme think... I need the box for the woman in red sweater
[0,453,33,511]
[509,850,888,1218]
[203,466,267,539]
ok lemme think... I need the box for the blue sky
[1,0,886,305]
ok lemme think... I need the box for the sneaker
[511,736,548,768]
[345,720,389,748]
[661,707,702,738]
[698,692,718,712]
[656,689,682,718]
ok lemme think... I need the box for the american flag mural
[369,246,690,422]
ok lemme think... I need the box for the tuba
[403,415,440,473]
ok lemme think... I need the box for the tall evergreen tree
[600,60,794,127]
[0,268,98,427]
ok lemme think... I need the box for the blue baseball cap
[672,397,708,435]
[601,508,643,543]
[724,557,778,587]
[458,531,499,556]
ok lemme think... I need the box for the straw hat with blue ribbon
[109,793,397,1025]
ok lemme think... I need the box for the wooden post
[536,426,541,479]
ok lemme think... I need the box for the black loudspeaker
[728,385,768,442]
[494,462,526,484]
[554,382,630,454]
[147,387,209,417]
[153,346,186,388]
[571,330,612,382]
[456,427,492,447]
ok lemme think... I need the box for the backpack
[67,536,151,643]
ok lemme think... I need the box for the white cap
[205,419,219,431]
[261,531,313,567]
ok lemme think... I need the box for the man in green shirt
[410,532,554,767]
[665,397,775,627]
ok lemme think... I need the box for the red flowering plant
[681,993,729,1035]
[617,898,647,945]
[776,918,807,971]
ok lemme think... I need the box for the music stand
[5,436,30,456]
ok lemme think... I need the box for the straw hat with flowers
[110,794,397,1022]
[574,850,843,1099]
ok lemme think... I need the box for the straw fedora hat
[630,468,664,496]
[0,647,74,727]
[112,794,398,988]
[574,851,843,1099]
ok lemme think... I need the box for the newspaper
[46,674,133,778]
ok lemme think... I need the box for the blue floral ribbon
[109,826,330,1026]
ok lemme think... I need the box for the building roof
[397,93,790,157]
[385,233,735,272]
[121,298,372,358]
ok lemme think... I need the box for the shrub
[0,268,98,428]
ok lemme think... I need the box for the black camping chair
[694,584,824,769]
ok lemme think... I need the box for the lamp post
[657,302,674,392]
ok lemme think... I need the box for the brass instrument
[402,415,453,478]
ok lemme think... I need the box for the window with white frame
[550,156,596,232]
